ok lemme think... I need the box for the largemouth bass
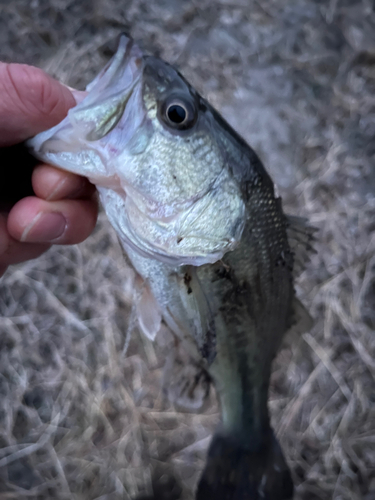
[28,35,314,499]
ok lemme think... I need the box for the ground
[0,0,374,499]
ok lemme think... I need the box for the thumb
[0,63,76,147]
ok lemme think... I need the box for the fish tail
[196,430,293,500]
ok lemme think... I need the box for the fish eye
[166,104,187,124]
[161,96,197,130]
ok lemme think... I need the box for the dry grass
[0,0,374,499]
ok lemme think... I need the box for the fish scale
[28,34,313,500]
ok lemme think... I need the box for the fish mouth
[27,34,146,183]
[69,34,144,143]
[88,34,143,92]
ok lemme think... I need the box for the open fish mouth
[72,35,144,143]
[28,34,145,186]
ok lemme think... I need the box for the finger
[0,214,10,277]
[32,164,96,201]
[7,196,98,245]
[0,239,50,267]
[0,63,75,146]
[0,214,9,256]
[0,214,50,276]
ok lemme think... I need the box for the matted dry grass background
[0,0,374,499]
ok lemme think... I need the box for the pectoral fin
[178,267,216,363]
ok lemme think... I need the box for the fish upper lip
[86,35,144,93]
[65,35,144,145]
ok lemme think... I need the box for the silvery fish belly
[28,35,314,500]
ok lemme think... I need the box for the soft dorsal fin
[286,215,317,277]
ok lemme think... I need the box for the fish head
[28,35,246,266]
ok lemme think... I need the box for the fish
[27,34,314,499]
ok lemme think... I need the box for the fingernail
[46,176,68,201]
[46,175,86,201]
[21,212,67,242]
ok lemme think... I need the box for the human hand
[0,62,98,277]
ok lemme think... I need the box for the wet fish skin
[27,35,314,499]
[191,148,297,498]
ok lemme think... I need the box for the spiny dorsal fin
[286,215,317,277]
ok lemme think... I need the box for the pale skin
[0,62,99,277]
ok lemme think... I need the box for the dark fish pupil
[167,104,186,124]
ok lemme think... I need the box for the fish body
[28,35,313,499]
